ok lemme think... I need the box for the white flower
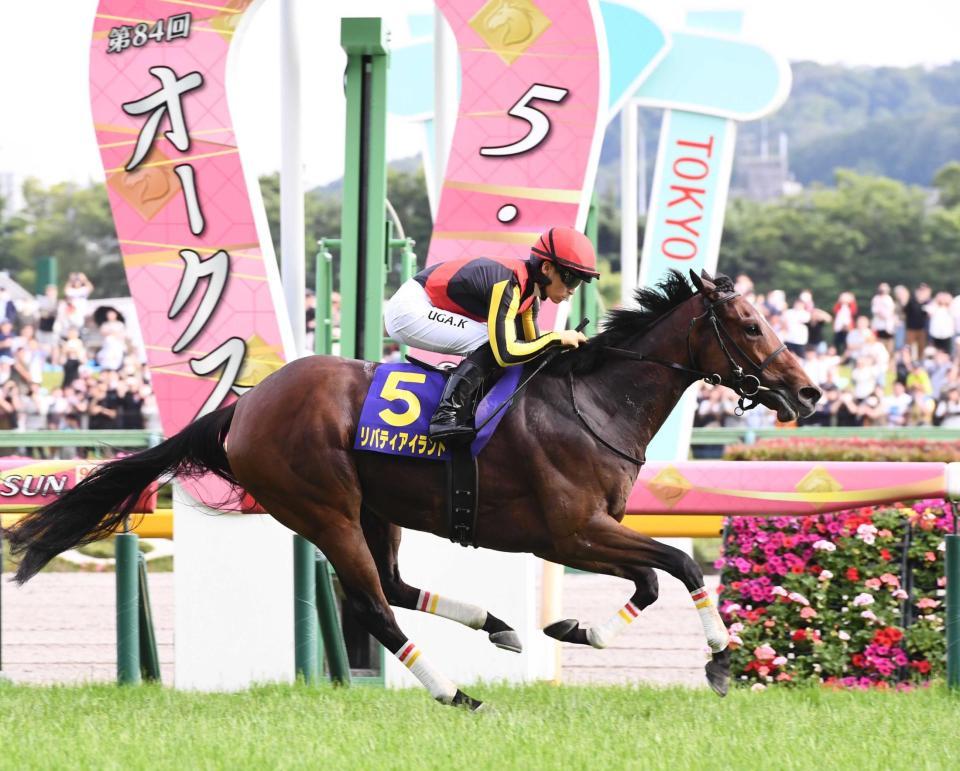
[813,540,837,551]
[893,589,909,600]
[773,656,788,666]
[938,541,946,552]
[861,610,878,621]
[729,622,744,634]
[852,593,874,607]
[838,630,850,641]
[751,683,766,692]
[771,586,788,597]
[819,570,834,581]
[856,524,878,545]
[788,591,810,606]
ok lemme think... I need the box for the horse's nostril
[799,386,822,404]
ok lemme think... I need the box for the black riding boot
[429,345,498,441]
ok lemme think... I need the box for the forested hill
[764,61,960,185]
[599,60,960,188]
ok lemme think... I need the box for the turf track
[1,681,958,770]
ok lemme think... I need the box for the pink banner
[89,1,292,502]
[0,458,157,511]
[431,0,607,334]
[626,462,948,517]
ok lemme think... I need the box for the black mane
[545,269,707,376]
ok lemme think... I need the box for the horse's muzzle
[797,386,822,418]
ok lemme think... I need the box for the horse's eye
[745,323,762,337]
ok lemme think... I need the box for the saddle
[353,358,522,549]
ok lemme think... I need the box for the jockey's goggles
[557,266,585,290]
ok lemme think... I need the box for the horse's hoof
[705,647,731,698]
[543,619,578,641]
[543,619,589,645]
[489,629,523,653]
[449,688,484,712]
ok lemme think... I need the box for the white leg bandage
[395,640,458,703]
[692,586,729,652]
[416,590,487,630]
[586,600,641,649]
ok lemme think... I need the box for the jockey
[384,226,599,440]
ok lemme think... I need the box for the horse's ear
[689,269,716,295]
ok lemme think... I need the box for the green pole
[947,532,960,689]
[115,532,141,685]
[398,240,417,358]
[315,249,334,355]
[137,553,161,682]
[294,535,320,684]
[340,17,389,361]
[316,552,352,685]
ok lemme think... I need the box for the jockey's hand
[559,329,588,348]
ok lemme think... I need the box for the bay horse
[5,270,820,708]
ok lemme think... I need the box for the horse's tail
[4,403,238,584]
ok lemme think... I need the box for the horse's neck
[574,310,698,461]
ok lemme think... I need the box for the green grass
[0,681,957,770]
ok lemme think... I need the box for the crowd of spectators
[694,275,960,430]
[0,273,160,453]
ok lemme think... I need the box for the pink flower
[771,586,788,597]
[818,570,834,581]
[864,578,882,590]
[751,683,767,692]
[788,591,810,606]
[880,573,899,587]
[812,540,836,551]
[853,593,874,607]
[773,656,788,666]
[754,644,777,661]
[800,607,818,619]
[861,610,878,621]
[917,598,940,609]
[893,589,909,600]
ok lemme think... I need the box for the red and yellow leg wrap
[416,590,487,630]
[691,586,728,652]
[586,600,641,649]
[395,640,458,703]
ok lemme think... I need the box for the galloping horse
[5,270,820,708]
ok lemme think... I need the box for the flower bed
[717,501,950,689]
[724,437,960,463]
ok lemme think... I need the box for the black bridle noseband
[569,290,789,465]
[604,290,787,414]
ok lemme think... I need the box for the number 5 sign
[429,0,609,336]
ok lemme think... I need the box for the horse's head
[687,270,821,421]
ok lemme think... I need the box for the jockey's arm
[487,280,562,366]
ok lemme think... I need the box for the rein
[569,290,788,466]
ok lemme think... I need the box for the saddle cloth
[353,363,522,461]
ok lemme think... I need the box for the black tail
[3,403,238,584]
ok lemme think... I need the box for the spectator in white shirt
[870,282,897,355]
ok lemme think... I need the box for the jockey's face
[539,261,577,304]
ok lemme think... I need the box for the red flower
[851,653,866,668]
[910,660,931,674]
[880,548,892,561]
[810,565,823,575]
[846,567,860,582]
[792,629,807,642]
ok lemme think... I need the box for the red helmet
[531,226,600,280]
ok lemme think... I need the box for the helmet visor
[557,266,584,290]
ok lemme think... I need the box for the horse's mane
[544,269,733,376]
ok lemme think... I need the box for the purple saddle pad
[353,363,522,461]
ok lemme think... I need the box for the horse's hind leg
[254,492,484,710]
[361,505,522,653]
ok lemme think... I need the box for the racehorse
[5,270,820,709]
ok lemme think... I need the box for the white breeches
[384,279,489,356]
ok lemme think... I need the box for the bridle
[604,290,787,414]
[568,290,789,465]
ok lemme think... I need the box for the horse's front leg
[538,514,731,697]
